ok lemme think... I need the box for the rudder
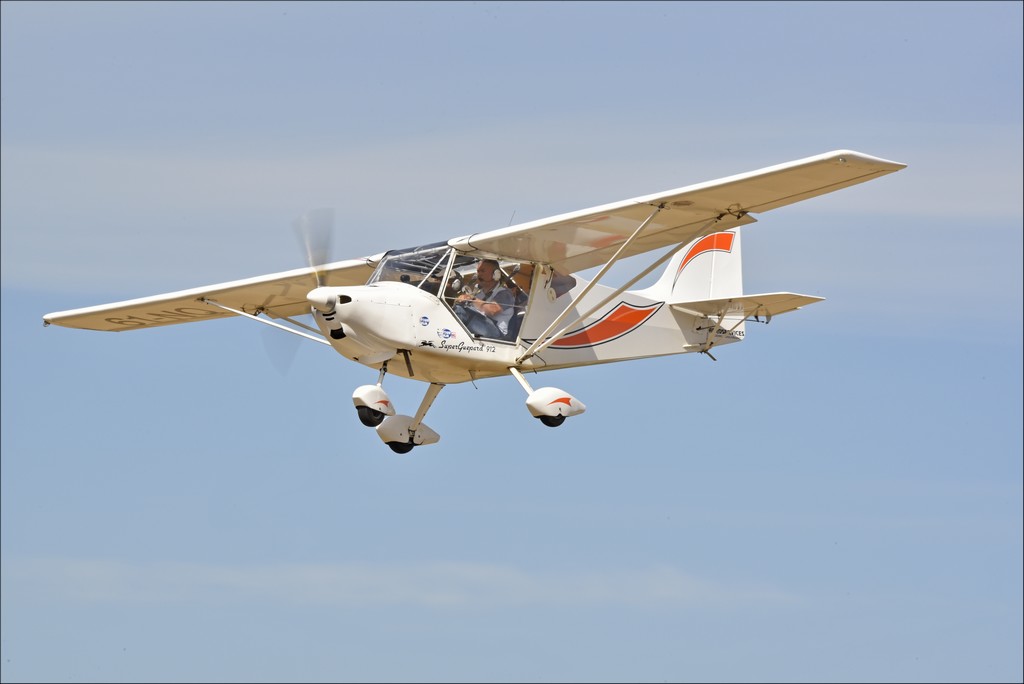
[639,228,744,301]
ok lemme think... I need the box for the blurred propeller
[293,208,335,286]
[260,209,337,375]
[262,325,300,376]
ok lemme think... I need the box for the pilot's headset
[494,262,512,288]
[475,259,505,295]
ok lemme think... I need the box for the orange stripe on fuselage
[552,302,661,348]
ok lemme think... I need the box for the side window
[503,263,534,341]
[448,258,517,341]
[514,265,578,341]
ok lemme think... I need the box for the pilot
[455,259,514,338]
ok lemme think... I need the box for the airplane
[42,149,906,453]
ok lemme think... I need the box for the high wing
[43,258,378,332]
[449,150,905,273]
[43,150,903,333]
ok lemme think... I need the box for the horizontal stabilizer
[670,292,824,321]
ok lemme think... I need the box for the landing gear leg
[410,383,444,435]
[353,361,396,427]
[378,382,444,453]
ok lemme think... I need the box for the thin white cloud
[3,118,1019,293]
[4,557,795,609]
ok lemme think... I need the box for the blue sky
[2,2,1021,682]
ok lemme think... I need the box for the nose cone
[307,287,338,312]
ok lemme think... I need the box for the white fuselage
[314,282,526,383]
[313,279,740,385]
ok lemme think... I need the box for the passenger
[503,263,533,342]
[454,259,514,339]
[509,263,533,310]
[549,268,576,298]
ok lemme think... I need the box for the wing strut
[516,204,663,363]
[200,298,329,345]
[516,212,725,365]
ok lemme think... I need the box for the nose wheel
[353,364,395,427]
[356,405,387,427]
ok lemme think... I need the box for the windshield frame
[367,242,453,289]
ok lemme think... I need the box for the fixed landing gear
[538,414,565,428]
[387,441,415,454]
[353,362,444,452]
[508,367,585,428]
[352,364,396,427]
[374,382,444,453]
[356,405,386,427]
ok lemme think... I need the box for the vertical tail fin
[640,229,744,302]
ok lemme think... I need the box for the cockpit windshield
[368,243,457,293]
[368,242,550,343]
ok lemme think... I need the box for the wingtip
[825,149,907,170]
